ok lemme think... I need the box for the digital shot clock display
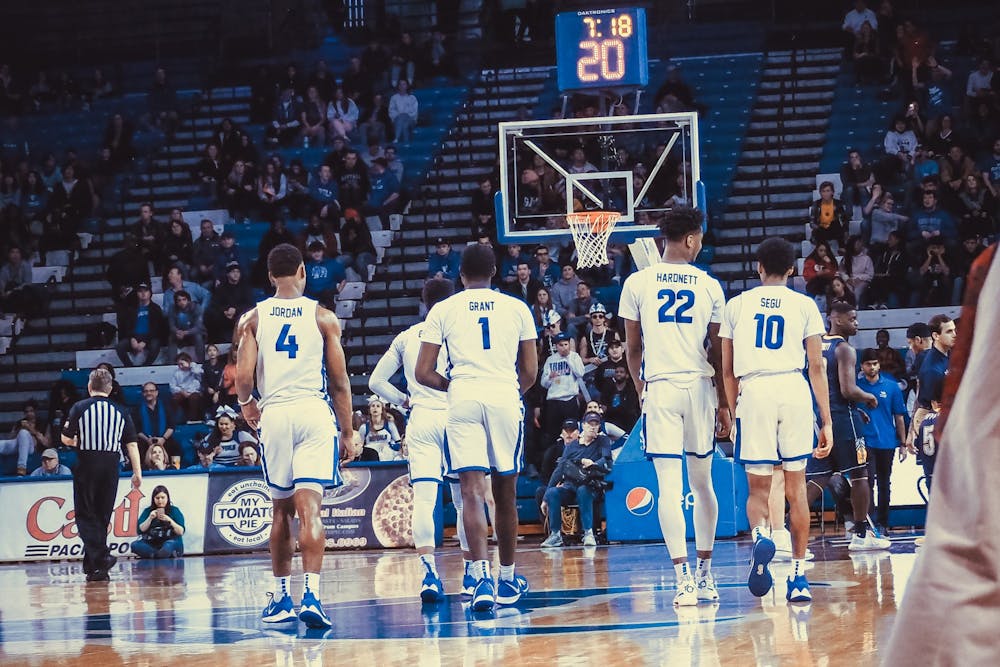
[555,7,649,92]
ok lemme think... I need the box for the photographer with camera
[540,411,612,548]
[131,484,185,559]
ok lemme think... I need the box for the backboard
[495,111,705,248]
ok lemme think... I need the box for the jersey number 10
[276,323,299,358]
[753,314,785,350]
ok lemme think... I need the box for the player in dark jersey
[805,302,890,550]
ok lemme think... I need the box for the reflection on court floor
[0,535,922,666]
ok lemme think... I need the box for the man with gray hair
[61,368,142,582]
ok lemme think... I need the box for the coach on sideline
[61,368,142,582]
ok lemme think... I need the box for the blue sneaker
[298,591,332,629]
[420,570,445,603]
[471,577,496,612]
[461,572,476,596]
[495,574,529,605]
[786,574,812,603]
[747,535,776,597]
[261,593,296,623]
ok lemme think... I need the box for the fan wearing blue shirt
[304,241,347,308]
[858,348,908,532]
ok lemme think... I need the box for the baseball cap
[136,282,151,291]
[220,229,235,239]
[41,448,58,460]
[196,442,216,454]
[589,302,608,316]
[554,332,571,343]
[561,418,579,431]
[436,237,449,246]
[583,411,603,424]
[542,310,561,327]
[861,348,880,363]
[225,261,241,271]
[906,322,932,339]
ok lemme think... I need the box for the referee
[61,368,142,582]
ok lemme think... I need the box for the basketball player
[415,244,538,612]
[235,244,355,629]
[719,237,833,603]
[368,278,478,602]
[619,206,731,606]
[805,302,890,551]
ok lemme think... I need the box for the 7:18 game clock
[555,8,648,92]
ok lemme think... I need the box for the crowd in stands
[804,1,1000,310]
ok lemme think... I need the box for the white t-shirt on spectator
[967,69,994,97]
[842,7,878,35]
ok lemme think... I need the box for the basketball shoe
[673,574,698,606]
[848,529,891,551]
[471,577,496,612]
[420,569,445,603]
[785,575,812,603]
[496,573,529,605]
[748,534,776,597]
[696,572,720,602]
[261,592,296,623]
[298,591,332,629]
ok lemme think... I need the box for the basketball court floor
[0,531,919,666]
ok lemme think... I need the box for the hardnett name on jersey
[657,272,698,284]
[270,305,304,317]
[468,300,495,311]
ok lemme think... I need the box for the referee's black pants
[73,452,121,573]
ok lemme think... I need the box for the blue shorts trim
[266,480,295,491]
[685,449,714,459]
[738,458,782,466]
[781,452,814,462]
[410,476,442,484]
[293,476,342,488]
[491,467,519,477]
[646,453,684,460]
[451,466,491,474]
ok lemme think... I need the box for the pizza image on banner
[371,474,414,548]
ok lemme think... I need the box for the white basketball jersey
[394,323,448,410]
[255,296,327,408]
[719,286,826,379]
[619,262,725,384]
[421,288,537,392]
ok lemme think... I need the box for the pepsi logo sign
[625,487,655,516]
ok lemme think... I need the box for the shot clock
[555,8,648,92]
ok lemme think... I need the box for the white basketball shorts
[406,405,448,483]
[445,386,524,476]
[640,377,718,460]
[259,397,340,499]
[734,373,814,471]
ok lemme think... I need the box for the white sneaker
[772,529,793,560]
[540,532,563,548]
[844,520,855,539]
[673,575,698,606]
[696,572,719,602]
[582,530,597,547]
[848,532,891,551]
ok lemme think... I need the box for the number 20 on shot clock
[555,7,649,92]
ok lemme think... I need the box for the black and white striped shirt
[62,397,137,453]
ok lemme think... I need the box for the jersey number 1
[478,317,491,350]
[276,323,299,358]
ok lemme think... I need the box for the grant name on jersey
[270,305,304,317]
[657,272,698,284]
[760,298,782,308]
[468,300,494,311]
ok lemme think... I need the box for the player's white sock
[752,524,768,543]
[688,455,719,554]
[303,572,320,596]
[499,563,515,582]
[472,559,491,581]
[792,559,805,578]
[652,458,688,562]
[450,481,470,552]
[463,559,473,575]
[673,562,690,580]
[411,481,438,551]
[696,557,712,576]
[420,553,438,576]
[274,575,291,600]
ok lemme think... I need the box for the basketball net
[567,211,621,269]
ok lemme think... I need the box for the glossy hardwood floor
[0,531,921,666]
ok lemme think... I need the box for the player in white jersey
[415,244,538,613]
[235,244,355,629]
[369,278,479,603]
[718,237,832,604]
[620,206,731,607]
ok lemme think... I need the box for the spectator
[186,441,226,471]
[116,282,166,367]
[880,115,919,185]
[214,118,243,165]
[500,243,527,287]
[365,158,401,228]
[826,275,857,311]
[143,442,171,471]
[337,150,370,211]
[266,88,302,147]
[208,408,258,466]
[384,145,404,185]
[951,235,985,303]
[532,245,560,287]
[201,344,225,414]
[218,349,239,410]
[912,145,940,184]
[578,302,621,368]
[0,416,35,476]
[361,41,390,90]
[600,365,640,432]
[359,94,390,147]
[84,68,114,104]
[30,448,72,477]
[529,287,554,330]
[297,215,340,259]
[926,114,959,157]
[540,412,612,548]
[939,145,978,208]
[427,238,460,281]
[908,189,957,256]
[338,208,377,280]
[169,352,203,422]
[222,160,255,223]
[305,240,347,308]
[594,338,628,398]
[103,113,135,169]
[0,245,35,317]
[505,261,542,304]
[147,68,179,139]
[540,333,588,447]
[980,137,1000,198]
[915,238,952,306]
[843,1,878,40]
[193,144,224,198]
[310,164,341,227]
[134,383,181,462]
[841,149,876,208]
[300,85,327,147]
[342,57,370,107]
[808,180,850,248]
[212,232,243,285]
[424,30,455,79]
[161,215,194,280]
[361,141,384,169]
[95,363,127,405]
[326,88,359,141]
[163,265,211,319]
[864,185,909,250]
[390,32,418,87]
[388,80,418,145]
[566,281,597,335]
[841,235,875,307]
[537,309,575,365]
[238,441,260,467]
[131,485,185,558]
[874,328,907,380]
[914,56,953,121]
[549,264,581,318]
[253,219,295,287]
[358,396,402,461]
[132,203,164,271]
[46,163,92,244]
[965,58,995,114]
[278,63,304,98]
[167,291,206,363]
[256,161,287,221]
[869,231,910,308]
[957,174,996,240]
[234,128,260,171]
[18,170,48,224]
[853,21,882,85]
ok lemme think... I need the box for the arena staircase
[710,47,842,293]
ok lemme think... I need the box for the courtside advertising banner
[0,475,209,562]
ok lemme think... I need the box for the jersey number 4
[657,289,695,323]
[276,323,299,358]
